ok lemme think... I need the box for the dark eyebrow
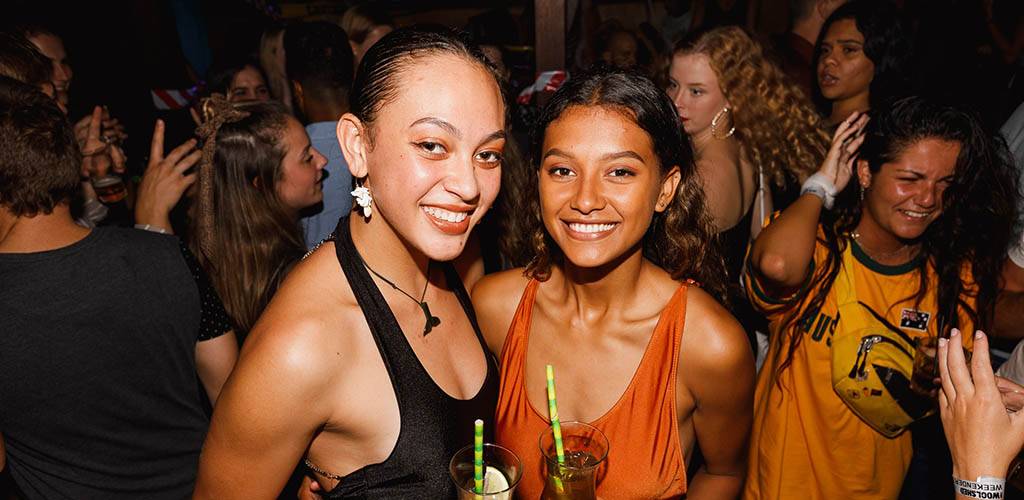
[479,130,507,146]
[542,148,573,161]
[301,143,311,156]
[601,151,644,162]
[836,39,863,45]
[410,117,460,139]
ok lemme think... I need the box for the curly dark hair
[522,68,728,302]
[812,0,913,113]
[769,96,1021,374]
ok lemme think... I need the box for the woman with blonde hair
[667,27,830,351]
[668,26,829,275]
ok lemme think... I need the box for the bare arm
[195,331,239,404]
[992,258,1024,339]
[750,113,868,290]
[193,262,342,500]
[681,290,756,500]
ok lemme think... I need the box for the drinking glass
[450,443,522,500]
[539,421,609,500]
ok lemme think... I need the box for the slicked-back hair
[0,76,79,216]
[523,67,728,303]
[284,21,355,101]
[348,24,504,148]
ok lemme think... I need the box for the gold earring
[711,107,735,139]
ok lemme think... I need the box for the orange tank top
[494,279,689,500]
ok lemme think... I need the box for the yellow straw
[546,365,566,493]
[474,419,484,495]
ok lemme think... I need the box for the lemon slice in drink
[483,466,511,499]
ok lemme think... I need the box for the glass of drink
[91,174,127,204]
[539,421,609,500]
[450,443,522,500]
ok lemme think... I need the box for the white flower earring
[351,181,372,218]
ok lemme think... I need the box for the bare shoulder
[239,241,363,398]
[471,267,532,358]
[679,286,753,372]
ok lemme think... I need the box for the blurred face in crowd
[856,138,959,245]
[276,116,327,212]
[539,105,678,269]
[817,18,873,104]
[351,25,393,67]
[229,66,271,102]
[603,32,638,69]
[666,53,729,137]
[28,32,72,108]
[348,53,505,262]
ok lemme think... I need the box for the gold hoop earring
[711,107,735,139]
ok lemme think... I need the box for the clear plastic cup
[539,421,609,500]
[450,443,522,500]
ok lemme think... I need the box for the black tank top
[314,217,500,499]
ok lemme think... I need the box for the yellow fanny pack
[831,245,935,438]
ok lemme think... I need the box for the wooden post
[535,0,565,73]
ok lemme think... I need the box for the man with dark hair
[0,76,237,499]
[285,21,356,248]
[772,0,848,96]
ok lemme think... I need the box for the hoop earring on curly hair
[351,178,372,219]
[711,107,735,139]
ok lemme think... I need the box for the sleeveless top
[312,217,500,499]
[494,279,690,500]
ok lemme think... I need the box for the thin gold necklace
[850,231,911,260]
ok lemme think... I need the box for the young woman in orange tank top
[473,68,755,500]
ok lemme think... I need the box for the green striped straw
[474,419,484,495]
[546,365,566,493]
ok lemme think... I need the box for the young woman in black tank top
[193,26,507,499]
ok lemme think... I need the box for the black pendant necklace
[359,257,440,336]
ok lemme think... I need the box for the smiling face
[276,116,327,212]
[666,53,728,136]
[539,105,679,269]
[857,138,960,244]
[228,65,271,102]
[352,53,505,262]
[28,32,72,108]
[817,18,874,103]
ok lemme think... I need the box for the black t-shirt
[0,227,232,499]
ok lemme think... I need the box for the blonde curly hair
[674,26,830,188]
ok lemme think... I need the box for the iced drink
[539,422,608,500]
[450,443,522,500]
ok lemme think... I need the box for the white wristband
[953,475,1005,499]
[801,173,839,210]
[134,223,168,234]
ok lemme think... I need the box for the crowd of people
[2,1,1024,499]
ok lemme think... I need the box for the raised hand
[133,119,200,234]
[939,329,1024,484]
[817,111,869,193]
